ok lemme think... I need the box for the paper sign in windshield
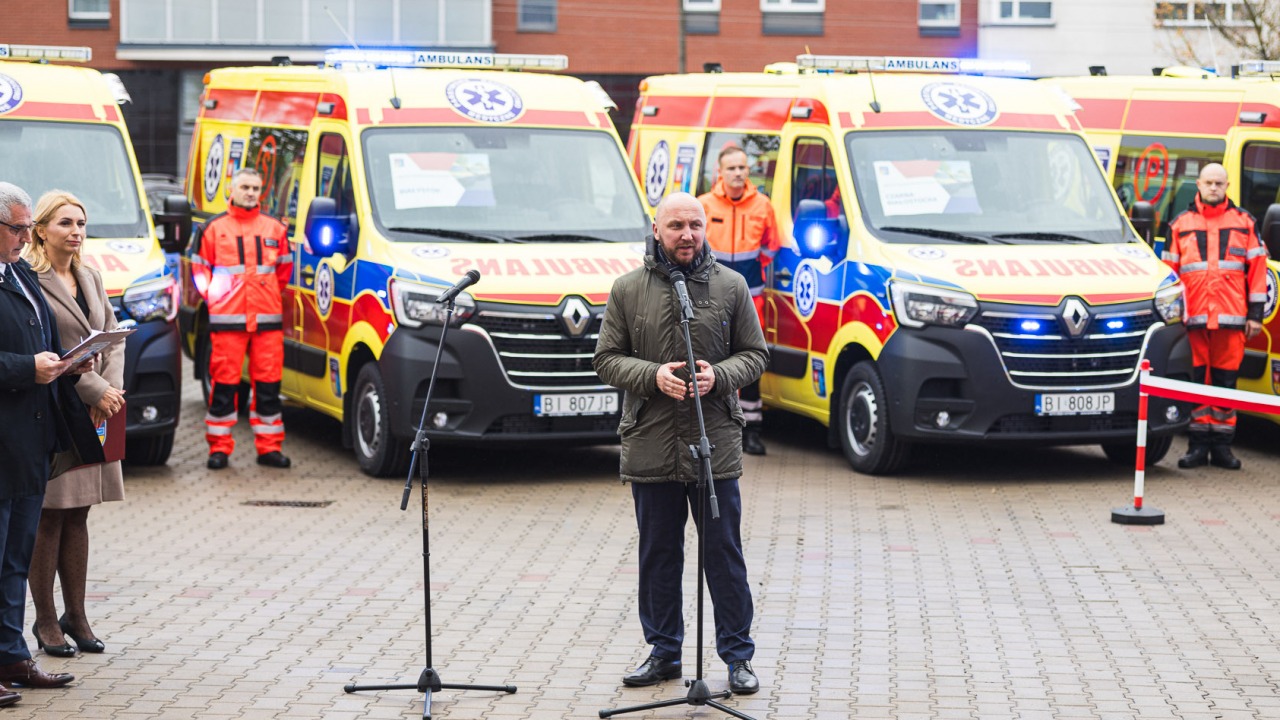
[874,160,980,217]
[390,152,494,209]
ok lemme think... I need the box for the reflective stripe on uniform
[710,247,762,262]
[1248,246,1269,259]
[1162,251,1180,263]
[1250,292,1268,302]
[1218,314,1247,325]
[255,313,283,324]
[210,313,248,324]
[1180,261,1209,273]
[1185,314,1208,325]
[1218,261,1246,271]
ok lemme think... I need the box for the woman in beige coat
[22,191,125,657]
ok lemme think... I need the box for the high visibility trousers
[205,329,285,457]
[737,294,766,427]
[1186,328,1245,445]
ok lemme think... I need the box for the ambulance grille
[471,311,606,388]
[972,308,1159,389]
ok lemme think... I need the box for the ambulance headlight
[1154,284,1184,323]
[390,279,475,328]
[889,281,977,328]
[122,275,179,323]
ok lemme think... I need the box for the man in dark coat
[594,192,769,695]
[0,182,102,706]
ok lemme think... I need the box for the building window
[69,0,110,25]
[995,0,1051,21]
[761,0,825,11]
[684,0,721,9]
[762,0,823,35]
[1156,1,1248,25]
[518,0,557,32]
[920,0,960,27]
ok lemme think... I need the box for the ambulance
[0,44,184,466]
[178,50,650,477]
[630,55,1193,475]
[1043,68,1280,423]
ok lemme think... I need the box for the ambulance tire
[351,363,410,478]
[197,332,250,416]
[124,431,175,467]
[1101,434,1173,467]
[837,361,910,476]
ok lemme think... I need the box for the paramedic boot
[1177,438,1210,469]
[743,425,766,456]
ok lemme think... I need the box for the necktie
[1,263,13,286]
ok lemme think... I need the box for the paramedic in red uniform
[698,146,780,456]
[190,168,293,470]
[1163,163,1268,470]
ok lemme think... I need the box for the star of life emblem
[445,79,524,123]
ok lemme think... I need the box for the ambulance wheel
[197,333,250,415]
[1101,434,1173,467]
[837,361,909,475]
[352,363,410,478]
[124,431,174,466]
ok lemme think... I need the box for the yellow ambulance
[178,50,650,477]
[0,44,184,465]
[630,55,1193,474]
[1044,68,1280,423]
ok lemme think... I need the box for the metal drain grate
[241,500,333,508]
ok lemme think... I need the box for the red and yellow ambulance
[1044,68,1280,423]
[0,44,183,465]
[630,55,1193,474]
[180,50,649,477]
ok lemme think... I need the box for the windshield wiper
[878,226,995,244]
[990,231,1100,244]
[513,233,612,243]
[386,227,509,243]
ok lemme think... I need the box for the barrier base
[1111,505,1165,525]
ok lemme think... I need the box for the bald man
[594,193,768,695]
[1163,163,1268,470]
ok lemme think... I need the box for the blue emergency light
[1019,319,1044,333]
[1104,318,1127,332]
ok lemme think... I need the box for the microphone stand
[599,274,755,720]
[344,295,516,719]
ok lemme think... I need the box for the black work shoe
[743,428,767,456]
[622,656,681,687]
[728,660,759,694]
[1210,445,1242,470]
[207,452,229,470]
[256,451,292,468]
[1177,443,1210,469]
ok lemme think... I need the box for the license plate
[534,391,619,417]
[1035,392,1115,416]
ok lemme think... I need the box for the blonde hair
[23,190,86,273]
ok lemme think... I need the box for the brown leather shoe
[0,682,19,707]
[0,658,73,688]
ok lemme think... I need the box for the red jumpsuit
[1164,196,1269,444]
[190,204,293,457]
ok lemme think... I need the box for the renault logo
[562,297,592,337]
[1062,298,1090,337]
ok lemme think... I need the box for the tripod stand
[599,271,755,720]
[344,293,516,719]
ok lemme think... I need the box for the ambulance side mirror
[304,197,351,258]
[153,194,192,254]
[1261,203,1280,260]
[1129,200,1157,248]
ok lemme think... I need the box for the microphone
[436,269,481,304]
[670,270,694,320]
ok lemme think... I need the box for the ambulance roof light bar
[323,49,568,71]
[796,54,1031,76]
[1238,60,1280,77]
[0,44,93,63]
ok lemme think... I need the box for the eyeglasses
[0,220,34,235]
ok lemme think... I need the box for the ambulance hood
[384,241,648,305]
[882,242,1177,306]
[81,236,170,297]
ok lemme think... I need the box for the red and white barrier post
[1112,360,1165,525]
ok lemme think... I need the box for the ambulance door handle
[301,265,316,286]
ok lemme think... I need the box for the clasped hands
[33,352,126,424]
[656,360,715,401]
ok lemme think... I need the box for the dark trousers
[631,479,754,664]
[0,492,44,664]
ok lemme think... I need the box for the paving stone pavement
[13,360,1280,719]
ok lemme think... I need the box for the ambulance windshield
[0,120,146,238]
[847,130,1128,244]
[363,127,649,243]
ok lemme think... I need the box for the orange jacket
[698,178,780,296]
[1164,196,1269,331]
[191,205,292,332]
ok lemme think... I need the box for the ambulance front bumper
[120,318,182,437]
[878,321,1192,444]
